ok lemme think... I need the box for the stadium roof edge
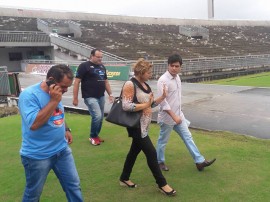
[0,6,270,27]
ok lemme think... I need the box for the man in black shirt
[73,49,114,146]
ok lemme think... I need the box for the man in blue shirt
[19,64,83,201]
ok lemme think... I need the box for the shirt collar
[165,70,176,80]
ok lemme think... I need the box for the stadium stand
[0,16,54,71]
[0,12,270,81]
[0,31,50,43]
[66,20,270,60]
[0,16,38,31]
[1,15,270,61]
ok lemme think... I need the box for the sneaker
[97,136,104,143]
[89,137,100,146]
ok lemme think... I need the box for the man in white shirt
[156,53,216,171]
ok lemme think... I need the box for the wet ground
[19,73,270,139]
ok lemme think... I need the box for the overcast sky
[0,0,270,20]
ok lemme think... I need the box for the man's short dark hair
[90,49,101,56]
[168,54,183,65]
[46,64,74,82]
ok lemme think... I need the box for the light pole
[208,0,214,19]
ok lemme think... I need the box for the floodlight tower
[208,0,214,19]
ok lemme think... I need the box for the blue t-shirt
[18,82,67,159]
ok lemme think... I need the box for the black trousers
[120,129,167,187]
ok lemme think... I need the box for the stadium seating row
[1,16,270,61]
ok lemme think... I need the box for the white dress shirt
[157,71,184,125]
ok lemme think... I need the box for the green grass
[202,72,270,87]
[1,113,270,201]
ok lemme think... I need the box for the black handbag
[106,81,141,128]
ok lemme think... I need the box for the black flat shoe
[158,186,176,196]
[119,180,137,188]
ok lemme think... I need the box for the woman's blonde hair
[132,58,152,76]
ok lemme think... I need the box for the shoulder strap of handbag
[131,79,139,103]
[120,79,138,103]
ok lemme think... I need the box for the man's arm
[105,79,114,103]
[31,84,62,130]
[73,78,81,106]
[164,110,182,124]
[157,80,182,124]
[157,80,169,107]
[153,83,167,106]
[65,122,73,144]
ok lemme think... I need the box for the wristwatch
[65,127,71,132]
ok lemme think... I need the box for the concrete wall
[0,7,270,27]
[37,19,70,34]
[37,19,50,33]
[0,47,54,72]
[68,21,82,37]
[50,35,126,61]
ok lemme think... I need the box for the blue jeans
[21,147,83,202]
[156,119,205,164]
[84,96,105,138]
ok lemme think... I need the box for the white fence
[22,54,270,81]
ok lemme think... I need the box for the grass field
[1,113,270,202]
[202,72,270,87]
[1,72,269,201]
